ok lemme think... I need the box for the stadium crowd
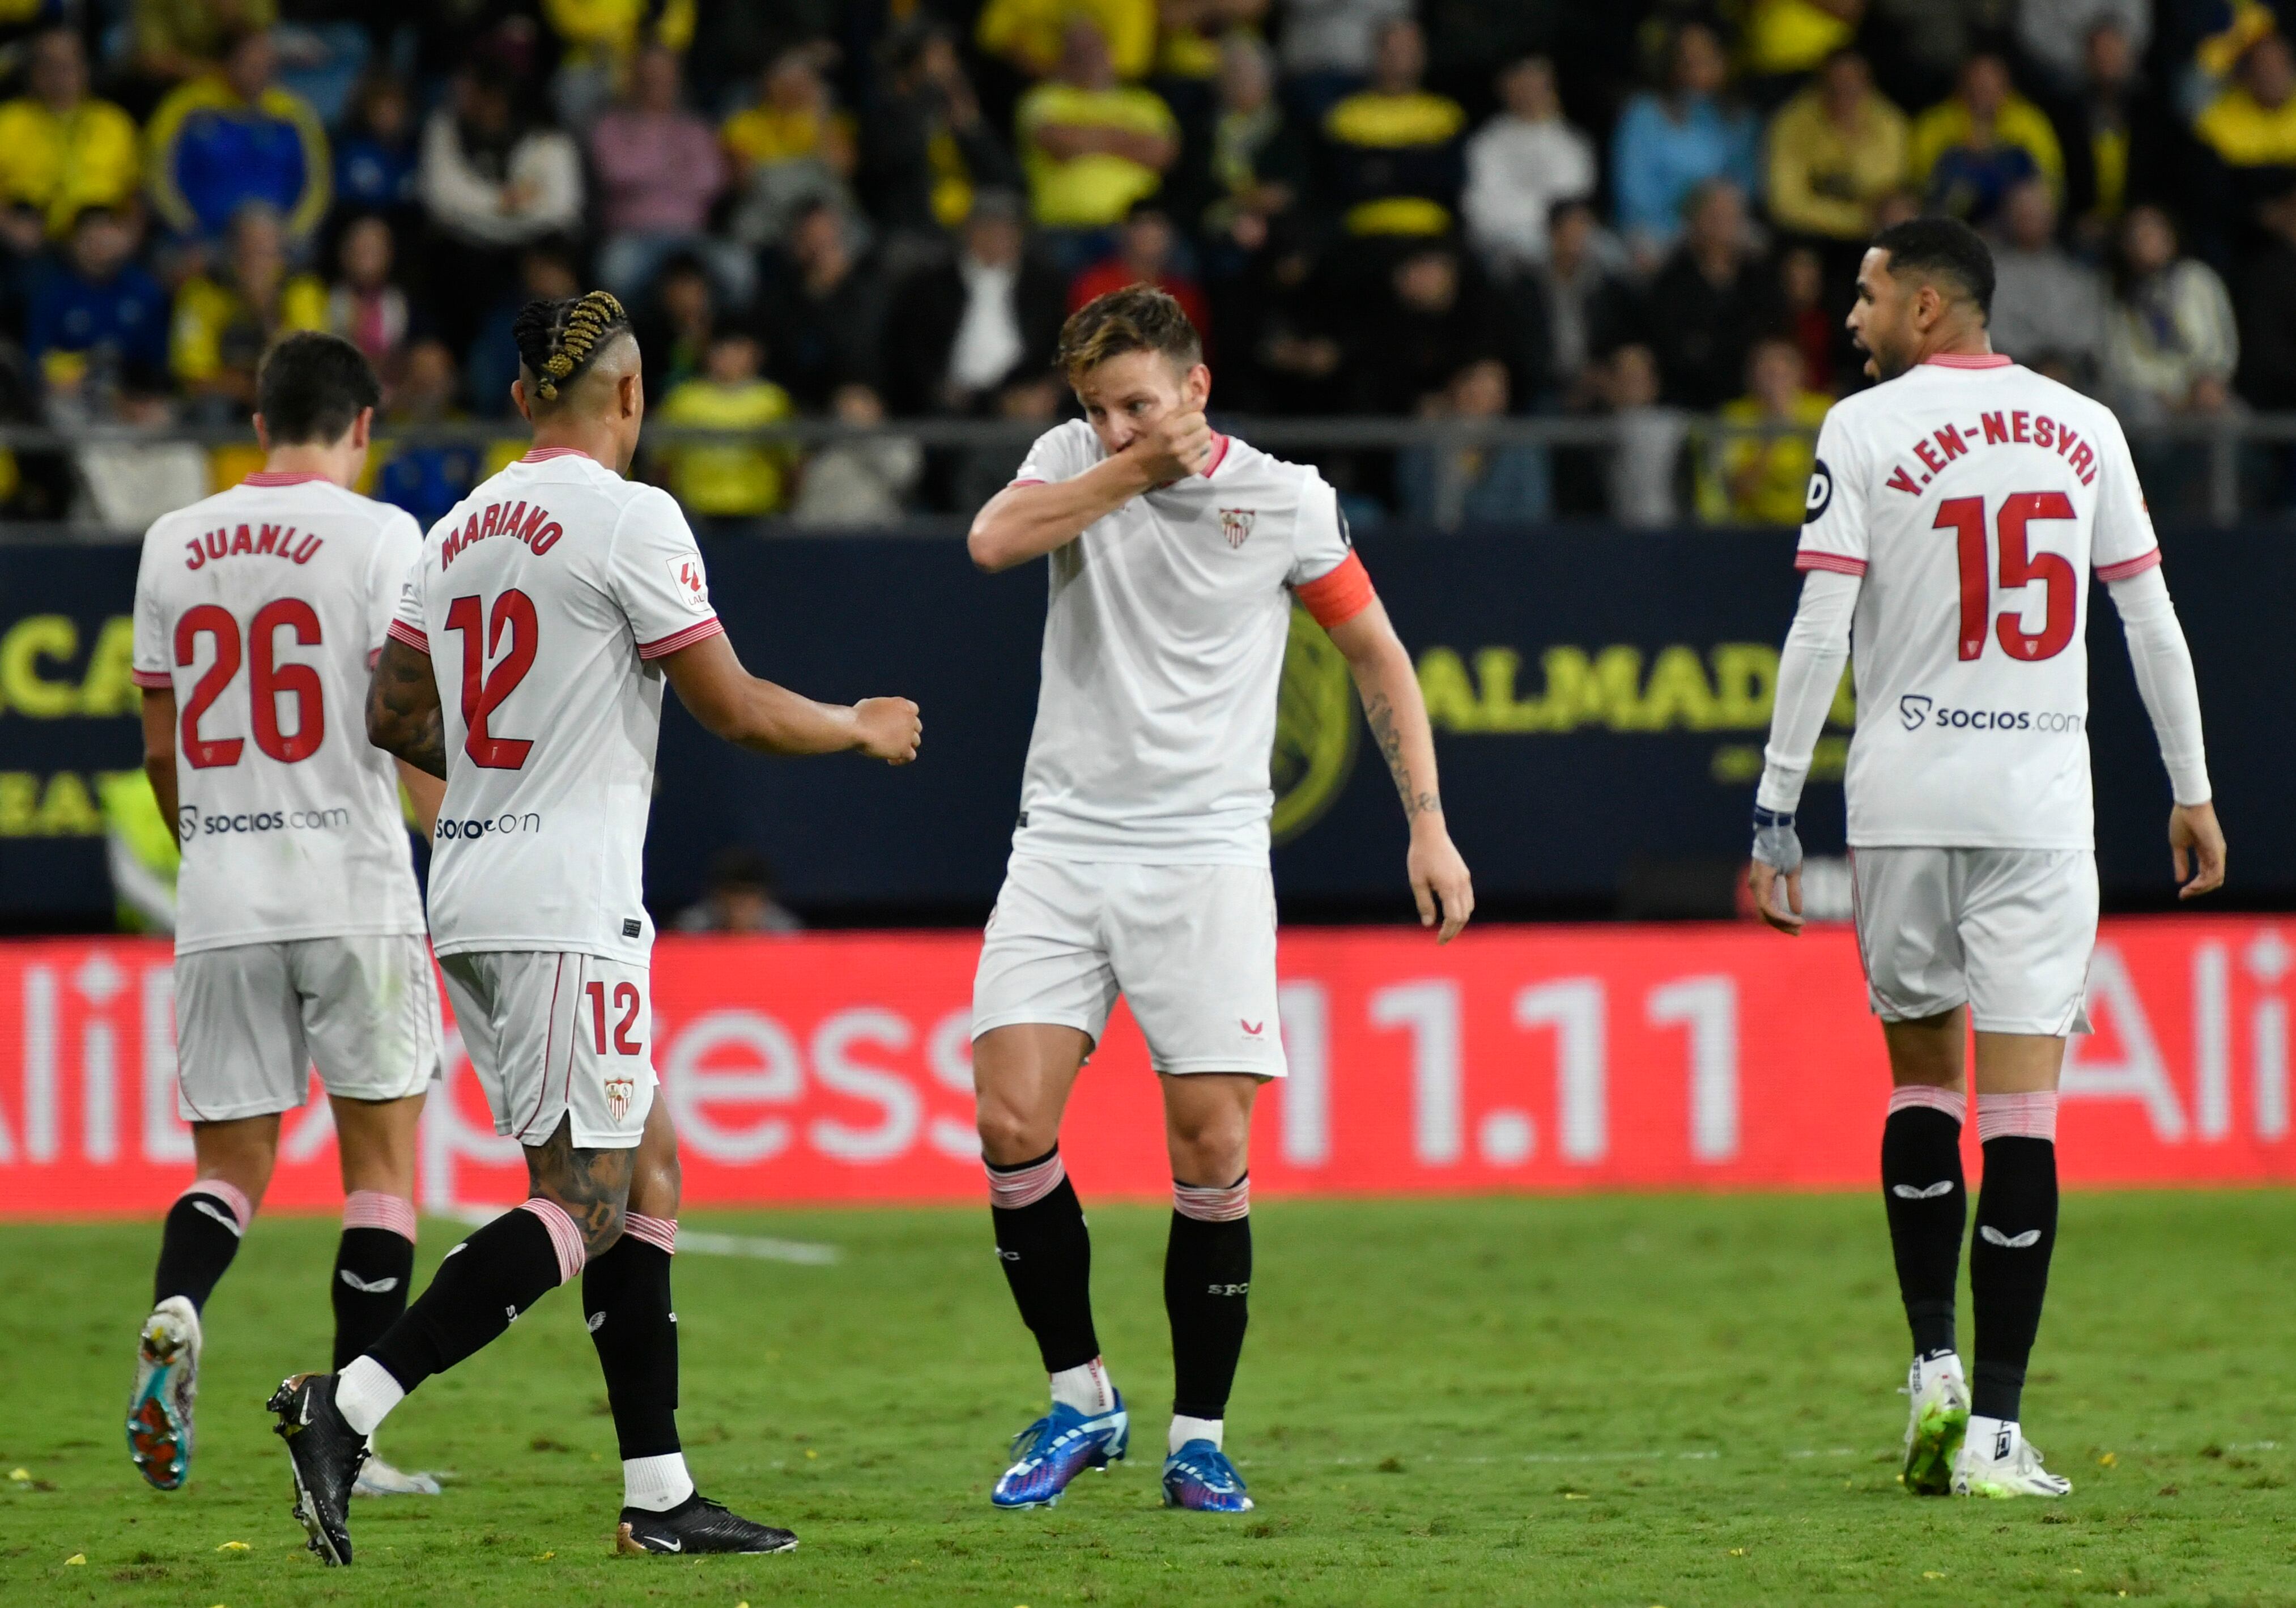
[0,0,2290,529]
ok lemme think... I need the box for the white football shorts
[972,856,1287,1077]
[173,934,444,1122]
[1850,847,2098,1036]
[439,950,657,1150]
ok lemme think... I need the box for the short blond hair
[1056,283,1202,381]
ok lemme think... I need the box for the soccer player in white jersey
[965,286,1474,1515]
[263,291,922,1566]
[1747,220,2225,1499]
[126,333,449,1500]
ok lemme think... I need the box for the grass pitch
[2,1192,2292,1607]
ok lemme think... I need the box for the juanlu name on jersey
[440,499,564,571]
[180,523,324,571]
[1880,408,2101,498]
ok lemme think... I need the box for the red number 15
[1933,492,2078,663]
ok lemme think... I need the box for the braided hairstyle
[512,290,631,403]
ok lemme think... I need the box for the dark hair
[256,331,380,444]
[1056,283,1201,378]
[512,289,632,403]
[1869,216,1995,321]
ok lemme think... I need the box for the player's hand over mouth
[854,697,923,764]
[1408,820,1475,943]
[1126,409,1214,484]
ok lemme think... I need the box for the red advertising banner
[2,921,2290,1219]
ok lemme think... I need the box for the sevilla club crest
[1218,508,1256,548]
[603,1075,636,1123]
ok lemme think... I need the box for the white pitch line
[440,1207,840,1265]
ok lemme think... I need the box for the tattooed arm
[365,634,448,780]
[1325,598,1476,942]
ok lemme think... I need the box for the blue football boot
[990,1392,1129,1508]
[1161,1439,1253,1512]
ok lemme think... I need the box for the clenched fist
[853,697,922,764]
[1124,409,1214,485]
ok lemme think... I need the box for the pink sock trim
[520,1198,586,1283]
[343,1189,418,1244]
[1887,1084,1966,1124]
[1976,1090,2058,1143]
[624,1213,677,1255]
[987,1150,1066,1210]
[181,1179,252,1236]
[1173,1176,1251,1223]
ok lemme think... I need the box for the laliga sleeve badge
[1802,458,1834,525]
[664,554,709,610]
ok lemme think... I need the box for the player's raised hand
[1127,409,1214,484]
[1408,823,1474,943]
[853,697,922,765]
[2170,800,2225,899]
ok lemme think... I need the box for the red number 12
[585,981,642,1054]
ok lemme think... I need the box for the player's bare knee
[976,1103,1056,1167]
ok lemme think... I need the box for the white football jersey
[131,472,427,955]
[1796,354,2161,849]
[1006,422,1369,863]
[390,447,721,962]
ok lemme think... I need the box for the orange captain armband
[1294,550,1375,629]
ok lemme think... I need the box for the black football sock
[987,1148,1101,1373]
[331,1192,419,1371]
[1880,1091,1967,1360]
[1166,1178,1253,1423]
[367,1199,581,1394]
[1970,1131,2059,1423]
[584,1214,682,1462]
[153,1180,250,1312]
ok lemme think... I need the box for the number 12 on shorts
[585,980,643,1055]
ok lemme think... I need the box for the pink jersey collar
[520,446,596,463]
[1924,352,2013,369]
[1202,432,1231,477]
[243,470,328,486]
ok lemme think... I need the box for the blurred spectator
[1397,358,1550,523]
[1908,53,2063,226]
[0,30,142,239]
[863,23,1021,244]
[1015,20,1179,249]
[674,848,803,933]
[1278,0,1411,120]
[655,326,796,520]
[2057,20,2153,241]
[758,201,888,410]
[2193,32,2296,169]
[2017,0,2149,93]
[131,0,279,94]
[886,192,1065,416]
[722,45,860,253]
[1765,49,1907,245]
[1462,55,1596,276]
[590,45,738,308]
[324,215,409,381]
[1321,18,1467,239]
[1201,32,1306,250]
[2103,203,2238,426]
[1986,178,2107,384]
[1611,22,1759,270]
[630,252,719,406]
[27,207,170,411]
[1527,197,1636,406]
[468,243,583,414]
[419,62,584,345]
[1069,205,1210,331]
[792,383,922,526]
[1602,342,1687,527]
[1352,241,1507,414]
[1644,180,1777,409]
[2234,182,2296,411]
[1701,335,1829,525]
[954,369,1066,511]
[1740,0,1863,83]
[977,0,1158,83]
[373,338,483,529]
[1778,244,1836,392]
[333,75,420,224]
[541,0,696,131]
[146,29,330,244]
[170,202,325,409]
